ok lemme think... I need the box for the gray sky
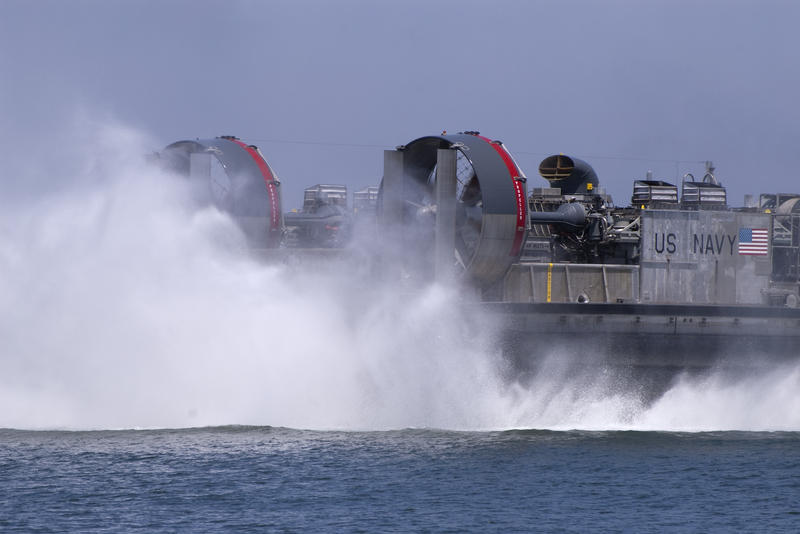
[2,0,799,208]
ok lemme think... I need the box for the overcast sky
[2,0,799,208]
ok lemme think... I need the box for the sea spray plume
[0,122,251,429]
[0,121,508,430]
[636,362,800,431]
[489,344,651,431]
[492,343,800,431]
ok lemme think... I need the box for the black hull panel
[485,302,800,369]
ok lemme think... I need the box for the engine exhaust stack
[538,154,599,195]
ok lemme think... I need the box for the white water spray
[1,121,798,432]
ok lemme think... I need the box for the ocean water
[2,427,799,532]
[2,124,800,532]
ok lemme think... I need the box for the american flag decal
[738,228,769,256]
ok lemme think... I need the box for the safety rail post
[381,149,405,228]
[380,149,406,281]
[435,147,457,282]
